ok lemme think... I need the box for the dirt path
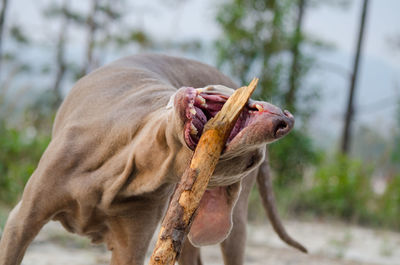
[20,220,400,265]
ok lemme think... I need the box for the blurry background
[0,0,399,264]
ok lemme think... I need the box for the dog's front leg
[178,239,202,265]
[0,192,56,265]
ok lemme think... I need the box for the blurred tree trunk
[285,0,306,113]
[0,0,10,74]
[341,0,369,154]
[52,0,69,107]
[81,0,99,77]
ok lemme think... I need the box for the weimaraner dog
[0,54,306,265]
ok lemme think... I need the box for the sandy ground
[12,219,399,265]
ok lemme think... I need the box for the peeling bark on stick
[149,78,259,265]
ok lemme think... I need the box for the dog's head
[168,85,294,246]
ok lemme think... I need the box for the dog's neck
[116,108,192,197]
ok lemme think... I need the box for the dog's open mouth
[181,86,294,151]
[183,87,264,150]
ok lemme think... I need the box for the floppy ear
[187,181,242,247]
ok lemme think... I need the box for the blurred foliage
[377,175,400,230]
[269,130,320,186]
[215,0,320,186]
[0,120,50,203]
[283,97,400,229]
[353,125,388,163]
[216,0,296,105]
[294,154,374,223]
[246,151,400,230]
[262,152,400,230]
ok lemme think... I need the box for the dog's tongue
[188,187,232,246]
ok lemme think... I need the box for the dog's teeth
[190,123,198,135]
[197,95,206,106]
[190,108,196,115]
[255,104,264,112]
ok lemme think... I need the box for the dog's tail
[256,149,308,253]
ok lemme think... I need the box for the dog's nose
[273,110,294,138]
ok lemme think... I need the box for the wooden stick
[149,78,258,265]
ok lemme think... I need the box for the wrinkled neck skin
[211,146,265,187]
[120,108,192,196]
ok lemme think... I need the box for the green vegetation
[293,154,375,223]
[215,0,320,187]
[269,130,320,187]
[254,152,400,230]
[0,120,50,203]
[377,175,400,229]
